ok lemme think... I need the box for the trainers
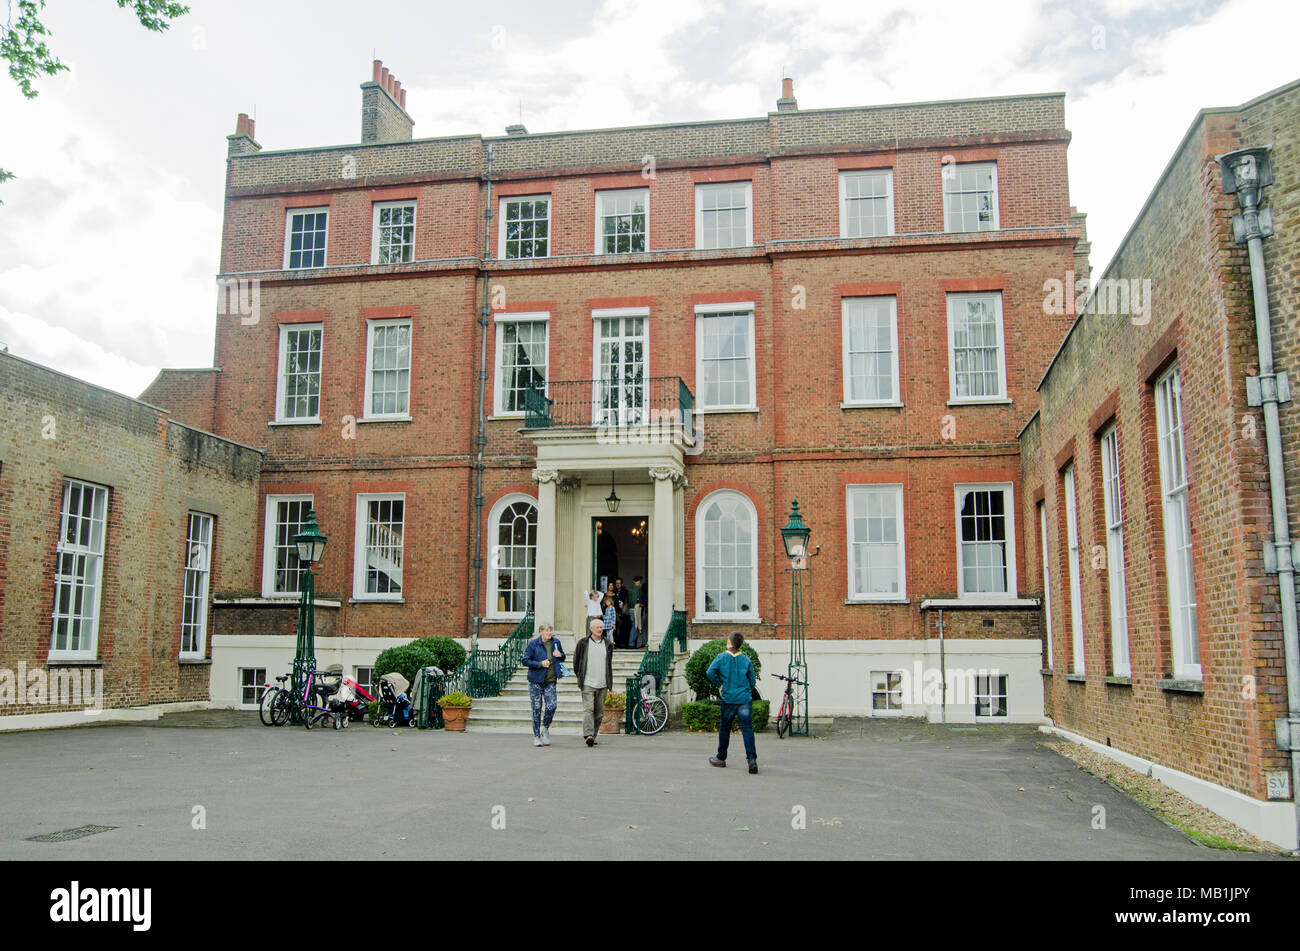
[585,735,594,747]
[533,735,542,747]
[748,759,758,774]
[541,726,551,746]
[709,757,726,768]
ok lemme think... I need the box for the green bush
[684,639,762,701]
[681,699,770,733]
[373,636,466,686]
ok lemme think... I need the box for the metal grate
[27,825,117,843]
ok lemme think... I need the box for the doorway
[591,515,649,647]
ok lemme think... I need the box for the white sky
[0,0,1296,398]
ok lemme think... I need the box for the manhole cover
[26,825,118,843]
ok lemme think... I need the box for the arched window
[488,495,537,618]
[695,490,758,619]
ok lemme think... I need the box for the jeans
[529,682,557,736]
[581,685,608,737]
[717,701,757,763]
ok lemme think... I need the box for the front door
[595,315,646,426]
[591,515,649,647]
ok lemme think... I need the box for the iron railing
[449,608,534,698]
[524,377,694,437]
[624,608,688,733]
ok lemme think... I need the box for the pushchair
[323,664,376,723]
[372,672,416,728]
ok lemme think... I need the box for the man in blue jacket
[706,631,758,773]
[522,623,564,746]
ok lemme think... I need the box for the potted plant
[600,692,625,734]
[437,691,473,731]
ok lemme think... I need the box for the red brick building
[151,65,1085,721]
[1021,78,1300,849]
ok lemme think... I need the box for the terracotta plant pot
[441,705,470,731]
[599,707,623,734]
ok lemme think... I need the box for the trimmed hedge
[681,699,770,733]
[373,636,467,686]
[684,639,762,701]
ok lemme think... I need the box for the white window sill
[919,597,1040,609]
[488,413,527,422]
[946,398,1012,407]
[841,401,903,410]
[268,418,322,427]
[845,597,909,605]
[47,654,100,665]
[485,614,527,623]
[692,616,762,625]
[357,415,412,424]
[349,597,405,605]
[695,406,759,415]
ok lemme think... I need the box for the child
[586,589,603,619]
[602,595,618,647]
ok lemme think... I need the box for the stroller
[372,672,417,728]
[323,664,376,723]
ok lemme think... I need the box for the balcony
[524,377,694,436]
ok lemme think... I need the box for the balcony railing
[524,377,694,436]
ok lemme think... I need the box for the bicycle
[270,669,345,730]
[258,674,289,726]
[772,672,804,739]
[630,684,669,735]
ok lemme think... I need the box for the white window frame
[870,670,904,717]
[841,296,900,406]
[493,313,549,417]
[946,292,1008,404]
[487,493,539,620]
[363,318,412,420]
[283,207,329,270]
[694,181,753,249]
[238,667,268,710]
[943,162,999,232]
[694,303,756,412]
[846,484,907,602]
[1038,501,1054,669]
[498,195,551,259]
[49,478,109,662]
[1155,364,1200,680]
[838,169,895,238]
[261,494,313,598]
[974,674,1009,719]
[353,493,405,601]
[592,306,651,427]
[180,511,214,660]
[694,489,760,622]
[594,188,649,255]
[275,323,323,423]
[1100,426,1131,677]
[371,201,416,265]
[954,482,1018,600]
[1063,464,1085,675]
[353,666,375,698]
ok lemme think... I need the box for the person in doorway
[615,577,632,646]
[706,631,758,773]
[628,576,643,648]
[585,589,603,621]
[602,595,619,648]
[574,616,614,746]
[521,623,564,747]
[636,577,648,644]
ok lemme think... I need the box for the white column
[650,465,680,643]
[532,469,558,627]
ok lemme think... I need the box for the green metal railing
[624,609,688,733]
[450,608,535,698]
[522,378,694,434]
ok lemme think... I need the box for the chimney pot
[506,123,528,136]
[393,79,401,101]
[380,66,390,89]
[782,78,793,99]
[372,59,383,83]
[777,77,798,112]
[399,87,407,109]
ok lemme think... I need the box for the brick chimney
[227,112,261,157]
[361,59,414,144]
[505,123,528,136]
[776,77,798,113]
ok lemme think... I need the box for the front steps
[465,649,649,735]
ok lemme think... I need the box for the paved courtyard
[0,712,1280,860]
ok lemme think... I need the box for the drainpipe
[470,142,495,653]
[937,609,947,724]
[1218,147,1299,833]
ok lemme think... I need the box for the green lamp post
[780,500,811,737]
[290,509,328,723]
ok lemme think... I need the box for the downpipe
[470,143,494,653]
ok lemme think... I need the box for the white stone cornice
[531,468,560,484]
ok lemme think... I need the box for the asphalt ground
[0,711,1281,861]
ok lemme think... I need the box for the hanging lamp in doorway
[606,471,621,513]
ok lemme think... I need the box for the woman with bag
[521,623,565,746]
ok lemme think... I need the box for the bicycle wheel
[269,690,291,727]
[258,687,280,727]
[633,696,669,735]
[776,702,791,739]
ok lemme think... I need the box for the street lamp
[290,509,328,721]
[781,500,810,736]
[606,471,621,513]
